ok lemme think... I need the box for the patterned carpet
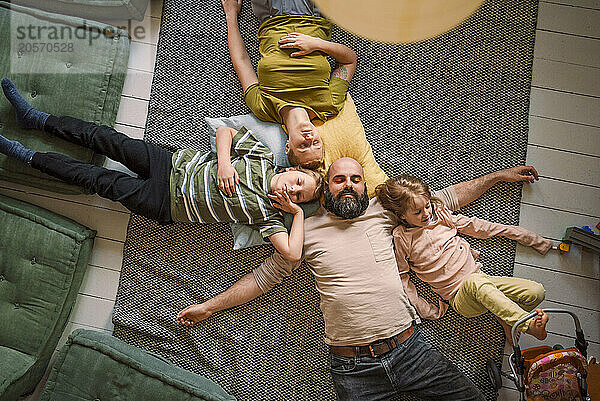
[112,0,539,399]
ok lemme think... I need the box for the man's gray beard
[323,184,370,219]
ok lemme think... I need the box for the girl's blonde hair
[375,174,442,226]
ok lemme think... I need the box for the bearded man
[177,157,539,400]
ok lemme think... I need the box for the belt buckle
[368,344,377,358]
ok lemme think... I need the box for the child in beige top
[376,174,553,344]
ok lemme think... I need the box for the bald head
[327,157,364,182]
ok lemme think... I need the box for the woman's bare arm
[279,32,357,82]
[223,0,259,91]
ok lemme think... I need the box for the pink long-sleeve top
[392,203,552,320]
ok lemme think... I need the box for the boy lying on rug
[0,78,322,262]
[376,174,552,345]
[223,0,357,169]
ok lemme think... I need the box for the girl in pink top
[376,174,553,344]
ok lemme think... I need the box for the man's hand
[268,190,303,214]
[279,32,323,57]
[177,303,213,326]
[221,0,242,17]
[495,165,539,183]
[217,162,239,196]
[454,165,541,209]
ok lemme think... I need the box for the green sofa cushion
[0,2,130,195]
[0,347,35,401]
[41,329,236,401]
[12,0,151,21]
[0,194,96,401]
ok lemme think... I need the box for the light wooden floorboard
[88,238,125,271]
[530,87,600,127]
[532,58,600,97]
[542,0,600,10]
[537,2,600,38]
[521,177,600,216]
[520,203,599,240]
[526,145,600,188]
[534,30,600,67]
[514,264,600,311]
[515,244,599,280]
[528,116,600,157]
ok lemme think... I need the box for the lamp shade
[312,0,485,43]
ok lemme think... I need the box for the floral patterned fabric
[526,349,587,401]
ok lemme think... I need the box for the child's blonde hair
[296,167,324,202]
[375,174,442,226]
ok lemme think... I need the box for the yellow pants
[450,272,545,332]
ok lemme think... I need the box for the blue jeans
[329,329,485,401]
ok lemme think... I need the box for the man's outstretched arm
[452,165,539,208]
[177,252,300,325]
[177,272,262,326]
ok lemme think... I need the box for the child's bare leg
[495,315,519,346]
[525,308,549,340]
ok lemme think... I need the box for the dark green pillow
[0,194,95,401]
[41,329,237,401]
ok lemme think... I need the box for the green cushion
[0,194,96,401]
[0,2,130,195]
[41,329,236,401]
[0,347,35,401]
[12,0,151,21]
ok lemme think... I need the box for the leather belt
[330,326,415,358]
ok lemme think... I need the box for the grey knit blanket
[112,1,539,399]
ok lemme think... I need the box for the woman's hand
[269,190,303,214]
[221,0,242,17]
[217,162,239,196]
[279,32,323,57]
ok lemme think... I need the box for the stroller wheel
[552,344,564,350]
[486,359,502,391]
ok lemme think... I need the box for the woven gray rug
[112,0,539,399]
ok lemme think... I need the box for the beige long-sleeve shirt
[253,188,459,346]
[393,204,552,320]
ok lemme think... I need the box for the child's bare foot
[176,303,213,326]
[526,309,549,340]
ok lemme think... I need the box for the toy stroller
[486,308,590,401]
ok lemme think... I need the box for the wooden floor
[2,0,597,399]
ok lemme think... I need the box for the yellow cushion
[315,93,388,197]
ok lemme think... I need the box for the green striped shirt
[169,127,287,238]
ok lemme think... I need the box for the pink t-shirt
[393,204,552,320]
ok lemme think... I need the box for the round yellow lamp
[312,0,485,43]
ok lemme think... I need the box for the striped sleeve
[232,126,274,160]
[256,216,287,239]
